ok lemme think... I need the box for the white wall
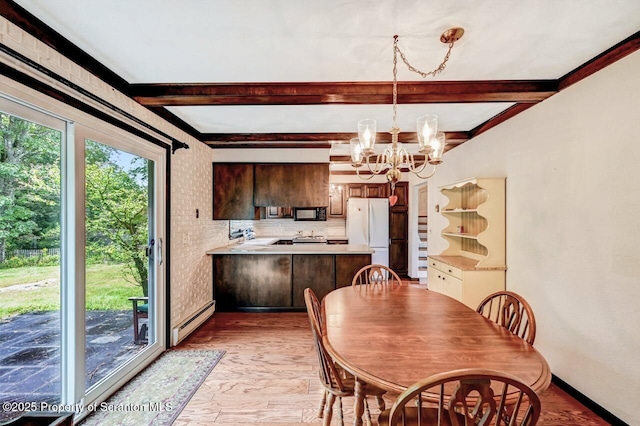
[425,50,640,423]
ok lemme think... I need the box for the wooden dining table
[322,284,551,426]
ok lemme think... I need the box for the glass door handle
[157,238,163,265]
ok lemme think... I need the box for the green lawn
[0,263,144,320]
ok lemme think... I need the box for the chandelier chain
[391,35,455,127]
[392,40,399,127]
[394,36,455,78]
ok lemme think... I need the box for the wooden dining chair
[378,368,541,426]
[351,264,402,287]
[304,288,386,426]
[476,291,537,345]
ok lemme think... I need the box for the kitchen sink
[292,236,327,244]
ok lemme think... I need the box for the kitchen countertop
[206,237,372,255]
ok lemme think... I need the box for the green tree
[85,141,149,296]
[0,113,61,261]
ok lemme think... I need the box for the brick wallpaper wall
[0,16,218,332]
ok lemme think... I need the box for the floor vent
[171,301,216,346]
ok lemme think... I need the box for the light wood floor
[174,312,609,425]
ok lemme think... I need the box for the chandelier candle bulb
[417,114,438,152]
[429,132,446,165]
[350,137,363,166]
[358,118,376,154]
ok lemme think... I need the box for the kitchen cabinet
[212,163,257,220]
[334,183,388,219]
[329,187,346,218]
[428,177,506,308]
[254,163,329,207]
[389,182,409,276]
[345,183,387,199]
[326,238,348,245]
[346,184,365,199]
[427,256,505,309]
[213,254,292,308]
[365,184,387,198]
[265,206,293,219]
[212,252,371,310]
[292,255,335,307]
[335,254,372,288]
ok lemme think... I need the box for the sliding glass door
[0,98,64,406]
[83,135,162,394]
[0,92,166,414]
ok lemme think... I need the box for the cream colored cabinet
[428,178,506,309]
[427,257,505,309]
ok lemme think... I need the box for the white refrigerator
[346,198,389,267]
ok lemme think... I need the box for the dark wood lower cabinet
[292,255,335,307]
[335,254,372,288]
[214,254,292,309]
[213,253,371,310]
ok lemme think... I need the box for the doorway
[0,93,166,412]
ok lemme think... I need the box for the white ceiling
[11,0,640,138]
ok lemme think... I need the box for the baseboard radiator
[171,301,216,346]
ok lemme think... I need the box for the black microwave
[293,207,327,221]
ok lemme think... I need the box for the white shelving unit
[428,178,506,308]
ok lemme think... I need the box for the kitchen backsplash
[230,218,346,238]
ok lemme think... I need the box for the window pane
[0,111,62,407]
[84,140,151,390]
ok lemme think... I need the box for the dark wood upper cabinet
[264,206,293,219]
[346,184,365,199]
[365,184,387,198]
[345,183,388,200]
[254,163,329,207]
[328,188,346,218]
[212,163,257,220]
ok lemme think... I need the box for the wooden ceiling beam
[470,103,536,137]
[330,167,415,176]
[205,141,332,149]
[131,81,557,106]
[201,131,471,144]
[559,30,640,91]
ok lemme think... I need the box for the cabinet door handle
[448,269,452,273]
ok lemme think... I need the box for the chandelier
[350,28,464,204]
